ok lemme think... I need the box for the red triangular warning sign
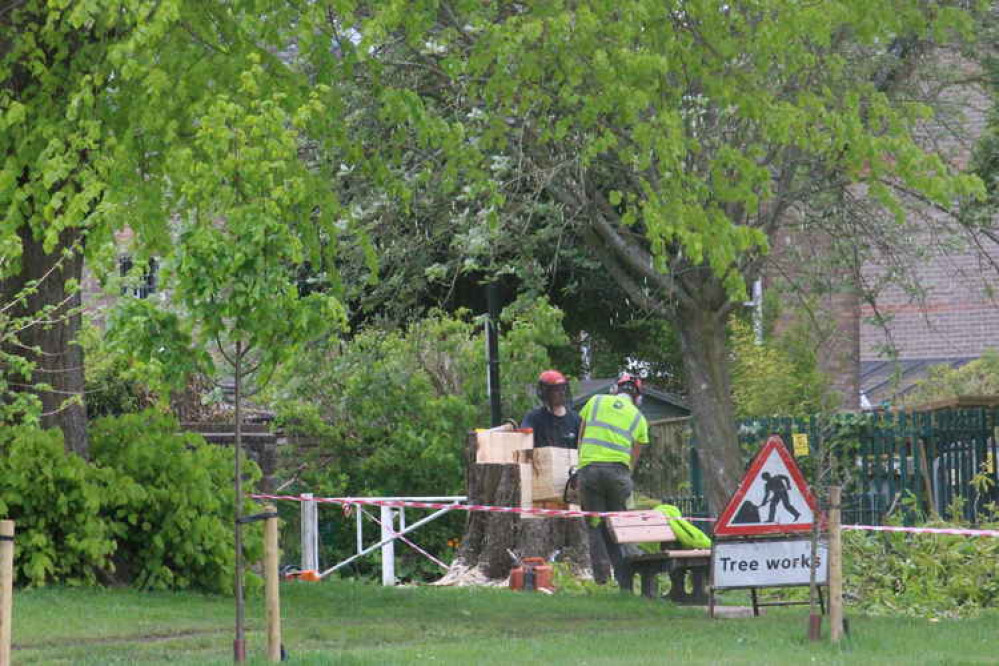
[713,435,819,537]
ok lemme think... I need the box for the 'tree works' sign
[713,538,829,589]
[711,435,828,591]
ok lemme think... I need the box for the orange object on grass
[509,557,554,592]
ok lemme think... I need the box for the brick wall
[772,45,999,407]
[860,46,999,362]
[860,243,999,360]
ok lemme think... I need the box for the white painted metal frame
[300,493,319,571]
[302,496,466,584]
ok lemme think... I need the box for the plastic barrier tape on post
[843,524,999,538]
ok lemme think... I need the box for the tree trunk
[455,436,590,580]
[1,225,89,456]
[676,294,742,515]
[456,461,521,578]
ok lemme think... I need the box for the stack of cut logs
[474,424,579,514]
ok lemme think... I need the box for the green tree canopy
[304,0,985,510]
[0,0,329,452]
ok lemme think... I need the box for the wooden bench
[607,511,711,604]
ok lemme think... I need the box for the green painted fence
[682,406,999,527]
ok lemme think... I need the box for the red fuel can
[509,557,554,592]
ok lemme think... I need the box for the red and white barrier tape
[253,494,999,538]
[843,524,999,538]
[250,493,713,522]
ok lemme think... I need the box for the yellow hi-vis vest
[578,394,649,469]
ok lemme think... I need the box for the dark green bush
[0,427,116,586]
[0,412,262,593]
[90,412,262,593]
[80,324,157,418]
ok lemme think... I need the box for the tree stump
[453,434,590,580]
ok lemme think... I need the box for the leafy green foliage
[159,59,345,379]
[0,0,331,450]
[90,412,262,593]
[844,514,999,618]
[730,319,835,419]
[0,414,260,592]
[0,427,115,586]
[103,301,214,397]
[1,1,318,270]
[79,324,159,418]
[327,0,983,298]
[901,350,999,407]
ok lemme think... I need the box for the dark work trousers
[579,462,633,586]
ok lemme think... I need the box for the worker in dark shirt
[520,370,581,449]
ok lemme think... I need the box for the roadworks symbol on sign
[713,435,818,537]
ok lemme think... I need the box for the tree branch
[584,228,676,323]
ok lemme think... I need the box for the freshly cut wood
[530,447,577,502]
[519,462,534,517]
[476,425,533,464]
[607,512,676,544]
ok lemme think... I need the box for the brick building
[800,45,999,409]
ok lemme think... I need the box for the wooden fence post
[829,486,844,643]
[0,520,14,666]
[264,506,282,662]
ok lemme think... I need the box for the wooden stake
[264,505,282,662]
[233,343,246,663]
[301,493,318,572]
[807,512,821,641]
[0,520,14,666]
[829,486,844,643]
[917,441,937,518]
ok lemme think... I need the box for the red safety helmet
[537,370,569,405]
[538,370,568,386]
[612,372,643,399]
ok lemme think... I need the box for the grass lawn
[11,580,998,665]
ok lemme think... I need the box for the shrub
[90,411,263,593]
[0,427,116,586]
[730,318,835,419]
[900,349,999,408]
[80,323,158,418]
[844,513,999,618]
[0,413,262,593]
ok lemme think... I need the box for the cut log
[529,447,577,502]
[475,426,533,464]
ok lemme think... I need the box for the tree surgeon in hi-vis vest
[576,373,650,585]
